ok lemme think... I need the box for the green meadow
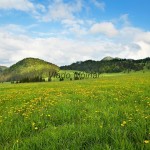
[0,72,150,150]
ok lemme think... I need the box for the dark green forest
[60,57,150,73]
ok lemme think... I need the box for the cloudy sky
[0,0,150,66]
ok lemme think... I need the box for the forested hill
[0,58,59,82]
[60,57,150,73]
[0,66,7,73]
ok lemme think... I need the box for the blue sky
[0,0,150,66]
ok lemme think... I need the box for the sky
[0,0,150,66]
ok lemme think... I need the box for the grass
[0,72,150,150]
[51,70,125,82]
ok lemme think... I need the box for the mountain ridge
[60,57,150,73]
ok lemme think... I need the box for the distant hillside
[0,58,59,82]
[60,57,150,73]
[0,66,7,73]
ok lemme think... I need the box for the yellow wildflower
[123,121,126,124]
[32,122,35,126]
[144,140,149,144]
[121,121,127,127]
[121,124,124,127]
[16,139,19,143]
[34,127,38,130]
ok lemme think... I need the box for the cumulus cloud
[135,31,150,44]
[0,31,93,66]
[0,23,150,67]
[90,22,119,37]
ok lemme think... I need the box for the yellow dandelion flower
[121,123,124,127]
[16,139,19,143]
[123,121,126,125]
[144,140,149,144]
[32,122,35,126]
[121,121,127,127]
[95,110,99,113]
[34,127,38,130]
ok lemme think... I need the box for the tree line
[60,58,150,73]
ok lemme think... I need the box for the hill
[60,57,150,73]
[101,56,114,61]
[0,66,7,73]
[101,56,122,61]
[0,58,59,82]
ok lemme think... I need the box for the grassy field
[50,70,124,82]
[0,72,150,150]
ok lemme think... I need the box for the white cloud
[135,31,150,44]
[0,25,150,67]
[90,22,119,37]
[115,27,150,59]
[0,0,46,19]
[42,0,82,22]
[0,24,26,34]
[0,0,35,12]
[0,17,150,66]
[91,0,105,10]
[0,1,149,67]
[61,19,87,36]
